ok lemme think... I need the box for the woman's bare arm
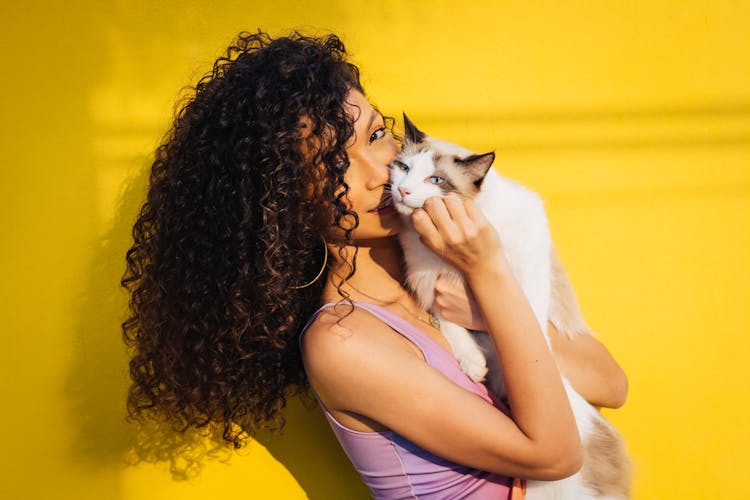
[411,193,582,475]
[433,256,628,409]
[547,322,628,408]
[302,305,580,480]
[302,193,582,480]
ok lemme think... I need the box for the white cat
[390,114,632,500]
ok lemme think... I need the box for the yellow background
[2,1,748,499]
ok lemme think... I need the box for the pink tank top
[300,301,514,499]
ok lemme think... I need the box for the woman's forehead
[345,90,374,122]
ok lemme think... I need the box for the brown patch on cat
[401,141,429,156]
[455,152,494,189]
[581,417,633,498]
[433,160,481,198]
[403,113,426,143]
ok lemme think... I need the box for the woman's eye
[428,176,444,184]
[369,127,387,143]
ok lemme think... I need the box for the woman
[122,31,627,498]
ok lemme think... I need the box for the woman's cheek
[385,138,399,159]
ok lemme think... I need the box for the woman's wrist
[464,254,514,287]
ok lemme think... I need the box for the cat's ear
[403,113,426,144]
[456,152,495,188]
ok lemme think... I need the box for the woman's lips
[374,204,397,216]
[369,195,397,216]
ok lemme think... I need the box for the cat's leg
[549,244,591,339]
[439,319,488,383]
[472,331,506,398]
[398,230,445,309]
[405,268,440,310]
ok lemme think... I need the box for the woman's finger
[410,208,443,254]
[413,195,503,271]
[463,197,489,226]
[434,275,487,330]
[443,193,473,233]
[421,196,459,241]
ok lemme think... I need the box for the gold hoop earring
[293,236,329,289]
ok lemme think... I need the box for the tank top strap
[300,300,453,366]
[300,300,499,407]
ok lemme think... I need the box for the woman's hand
[410,193,509,279]
[434,275,487,331]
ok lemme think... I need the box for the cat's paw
[460,351,488,382]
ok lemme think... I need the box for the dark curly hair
[121,30,373,449]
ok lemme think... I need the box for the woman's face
[333,89,403,242]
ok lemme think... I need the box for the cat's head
[389,113,495,216]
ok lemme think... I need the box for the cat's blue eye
[428,176,444,185]
[394,160,409,173]
[369,127,386,143]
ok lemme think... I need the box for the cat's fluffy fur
[390,114,632,500]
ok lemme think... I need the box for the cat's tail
[581,412,633,499]
[564,383,633,500]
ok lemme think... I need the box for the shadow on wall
[256,396,372,499]
[65,165,368,498]
[63,164,143,485]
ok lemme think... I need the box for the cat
[389,114,632,500]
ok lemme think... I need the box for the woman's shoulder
[300,303,423,388]
[300,303,372,352]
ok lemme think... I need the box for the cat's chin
[395,204,416,217]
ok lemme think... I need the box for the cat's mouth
[388,189,421,216]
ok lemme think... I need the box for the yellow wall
[2,1,748,498]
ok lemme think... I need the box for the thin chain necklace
[331,271,441,330]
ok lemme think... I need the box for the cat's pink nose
[399,187,411,198]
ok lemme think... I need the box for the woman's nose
[366,159,390,187]
[399,187,410,198]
